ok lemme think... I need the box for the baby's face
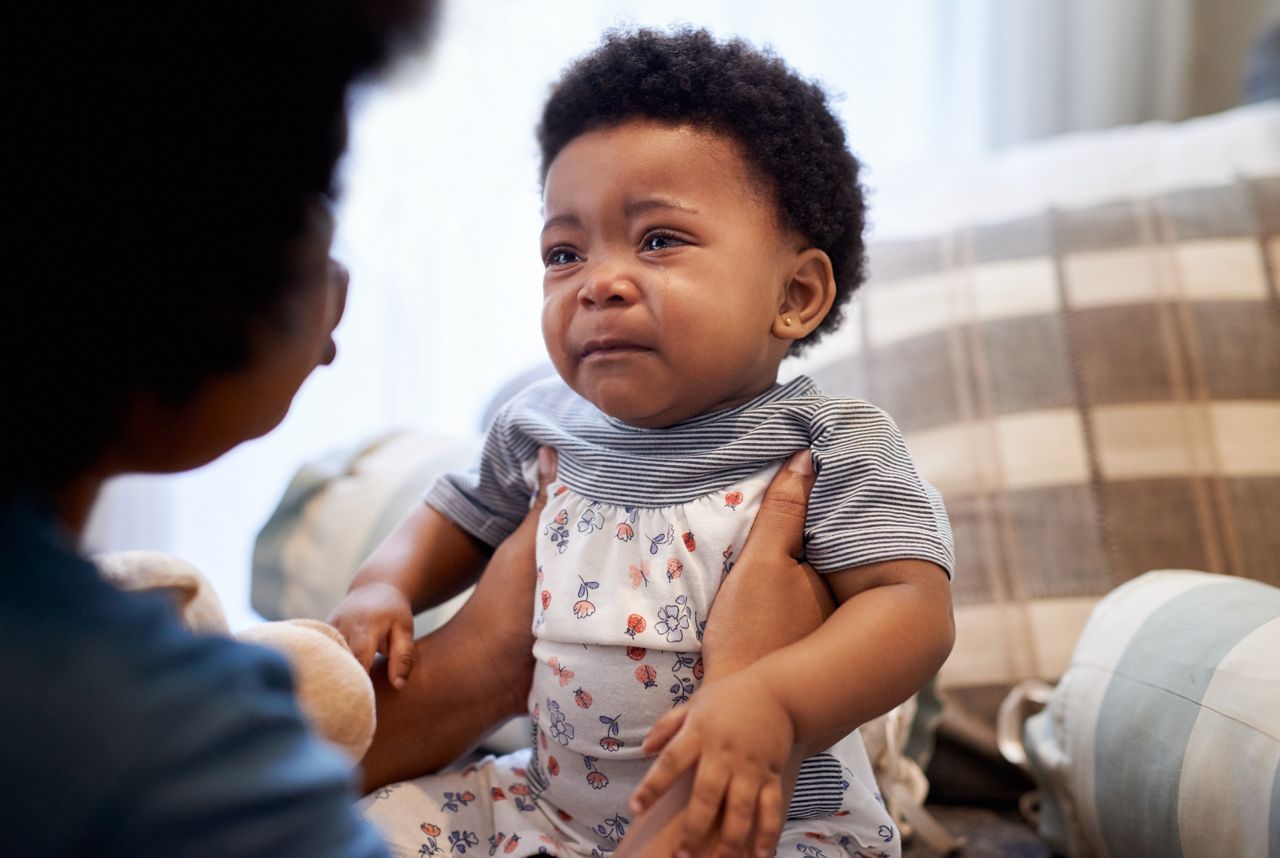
[540,120,800,428]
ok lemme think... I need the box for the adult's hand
[360,448,558,793]
[617,450,832,857]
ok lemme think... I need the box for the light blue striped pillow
[1022,570,1280,857]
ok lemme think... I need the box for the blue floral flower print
[795,844,828,858]
[593,812,630,844]
[544,509,569,553]
[878,824,895,843]
[487,833,505,856]
[721,544,735,575]
[646,524,675,555]
[448,829,479,853]
[440,790,475,812]
[547,698,574,746]
[598,714,624,752]
[418,823,444,855]
[669,652,696,706]
[655,595,692,643]
[577,505,604,534]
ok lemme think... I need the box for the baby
[336,28,954,858]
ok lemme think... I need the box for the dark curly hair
[7,1,434,491]
[537,28,866,353]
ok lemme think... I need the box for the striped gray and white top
[428,375,954,577]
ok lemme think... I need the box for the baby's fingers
[629,721,696,815]
[340,623,378,673]
[385,619,416,689]
[710,776,761,858]
[640,704,687,755]
[752,780,785,858]
[678,760,732,857]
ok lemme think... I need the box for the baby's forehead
[542,120,780,217]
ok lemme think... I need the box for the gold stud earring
[783,316,794,326]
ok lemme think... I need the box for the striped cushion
[794,173,1280,764]
[1022,570,1280,857]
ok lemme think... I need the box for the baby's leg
[361,750,566,857]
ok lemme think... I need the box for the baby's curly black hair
[537,28,866,353]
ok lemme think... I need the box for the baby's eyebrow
[622,198,699,218]
[541,213,582,235]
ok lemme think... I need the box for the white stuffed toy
[96,550,376,762]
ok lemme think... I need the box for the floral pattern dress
[360,466,899,858]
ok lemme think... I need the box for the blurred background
[85,0,1279,628]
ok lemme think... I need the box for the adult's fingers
[741,449,816,562]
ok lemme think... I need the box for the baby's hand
[630,670,796,858]
[327,581,416,688]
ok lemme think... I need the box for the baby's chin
[572,381,701,430]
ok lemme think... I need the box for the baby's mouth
[580,338,653,359]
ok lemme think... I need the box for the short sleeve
[804,400,955,576]
[426,401,535,548]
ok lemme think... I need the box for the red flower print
[513,767,528,778]
[540,590,551,611]
[599,737,622,752]
[540,730,548,750]
[625,614,646,638]
[573,599,596,619]
[616,523,634,542]
[491,787,506,801]
[554,509,568,525]
[586,771,609,790]
[574,687,593,709]
[693,658,705,681]
[548,756,560,776]
[509,783,531,796]
[682,531,696,552]
[556,810,573,822]
[666,557,683,581]
[421,823,442,837]
[724,490,744,510]
[626,646,646,661]
[635,664,658,688]
[459,791,475,802]
[554,484,568,497]
[504,834,521,853]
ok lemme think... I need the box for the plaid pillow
[804,176,1280,750]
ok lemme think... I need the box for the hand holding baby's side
[630,669,798,858]
[328,581,416,687]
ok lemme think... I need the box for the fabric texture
[374,375,956,856]
[1020,570,1280,858]
[801,173,1280,759]
[0,494,387,858]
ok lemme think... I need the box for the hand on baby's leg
[622,451,834,857]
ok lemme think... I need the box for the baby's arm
[329,503,490,687]
[628,457,954,858]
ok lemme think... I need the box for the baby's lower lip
[583,346,652,359]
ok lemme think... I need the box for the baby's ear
[772,248,836,342]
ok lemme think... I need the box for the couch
[252,101,1280,856]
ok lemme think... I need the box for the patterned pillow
[1019,570,1280,857]
[802,175,1280,764]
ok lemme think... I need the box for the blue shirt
[0,494,388,857]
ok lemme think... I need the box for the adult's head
[8,1,435,493]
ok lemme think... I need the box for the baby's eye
[544,247,581,267]
[641,231,685,252]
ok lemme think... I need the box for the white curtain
[83,0,1277,628]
